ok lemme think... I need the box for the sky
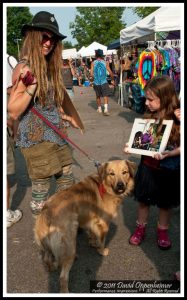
[29,5,141,45]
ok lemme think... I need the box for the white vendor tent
[78,41,116,57]
[62,48,78,59]
[120,6,181,45]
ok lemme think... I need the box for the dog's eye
[109,172,115,176]
[122,171,128,175]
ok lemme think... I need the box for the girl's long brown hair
[144,75,180,146]
[19,30,65,106]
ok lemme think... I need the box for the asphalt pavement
[6,86,180,296]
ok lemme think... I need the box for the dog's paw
[97,247,109,256]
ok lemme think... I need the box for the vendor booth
[118,6,182,113]
[120,6,181,45]
[77,41,117,57]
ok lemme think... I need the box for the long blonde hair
[19,30,65,106]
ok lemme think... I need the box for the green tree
[63,41,74,49]
[131,7,159,18]
[7,7,33,59]
[70,7,125,49]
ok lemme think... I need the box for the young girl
[124,75,180,250]
[8,11,84,216]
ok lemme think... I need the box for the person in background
[124,75,180,250]
[122,55,133,81]
[8,11,84,217]
[7,54,23,228]
[90,49,114,116]
[61,58,75,99]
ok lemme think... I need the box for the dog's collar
[98,183,106,199]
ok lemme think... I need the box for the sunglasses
[41,33,57,44]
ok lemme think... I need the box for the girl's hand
[154,152,169,160]
[123,143,130,154]
[174,108,181,121]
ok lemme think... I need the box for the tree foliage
[70,7,125,49]
[63,41,74,49]
[7,7,33,59]
[132,7,159,18]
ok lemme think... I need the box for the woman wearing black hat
[8,11,84,216]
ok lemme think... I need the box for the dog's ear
[98,162,108,180]
[126,160,137,178]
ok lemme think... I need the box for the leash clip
[94,160,101,168]
[87,156,101,170]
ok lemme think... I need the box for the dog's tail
[34,208,78,271]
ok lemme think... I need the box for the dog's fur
[34,159,136,292]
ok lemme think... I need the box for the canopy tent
[118,6,181,107]
[62,48,78,59]
[120,6,181,45]
[77,41,116,57]
[107,39,120,50]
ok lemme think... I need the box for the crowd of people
[6,10,181,285]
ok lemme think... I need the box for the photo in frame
[126,118,173,157]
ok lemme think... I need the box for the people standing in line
[7,54,23,227]
[124,75,180,250]
[90,49,114,116]
[8,11,84,217]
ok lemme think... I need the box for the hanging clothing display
[118,39,181,113]
[136,40,181,93]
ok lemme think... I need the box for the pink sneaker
[157,228,171,250]
[129,223,146,245]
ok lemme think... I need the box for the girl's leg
[158,208,171,228]
[129,202,150,245]
[137,202,150,224]
[157,208,172,250]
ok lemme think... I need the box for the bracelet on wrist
[25,88,34,97]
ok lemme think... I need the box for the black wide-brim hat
[21,11,67,40]
[95,49,104,57]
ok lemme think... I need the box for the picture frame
[126,118,173,157]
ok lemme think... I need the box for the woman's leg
[55,164,75,193]
[31,178,51,216]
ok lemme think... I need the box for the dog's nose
[117,181,125,189]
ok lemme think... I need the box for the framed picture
[126,118,173,157]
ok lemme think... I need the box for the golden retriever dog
[34,159,136,293]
